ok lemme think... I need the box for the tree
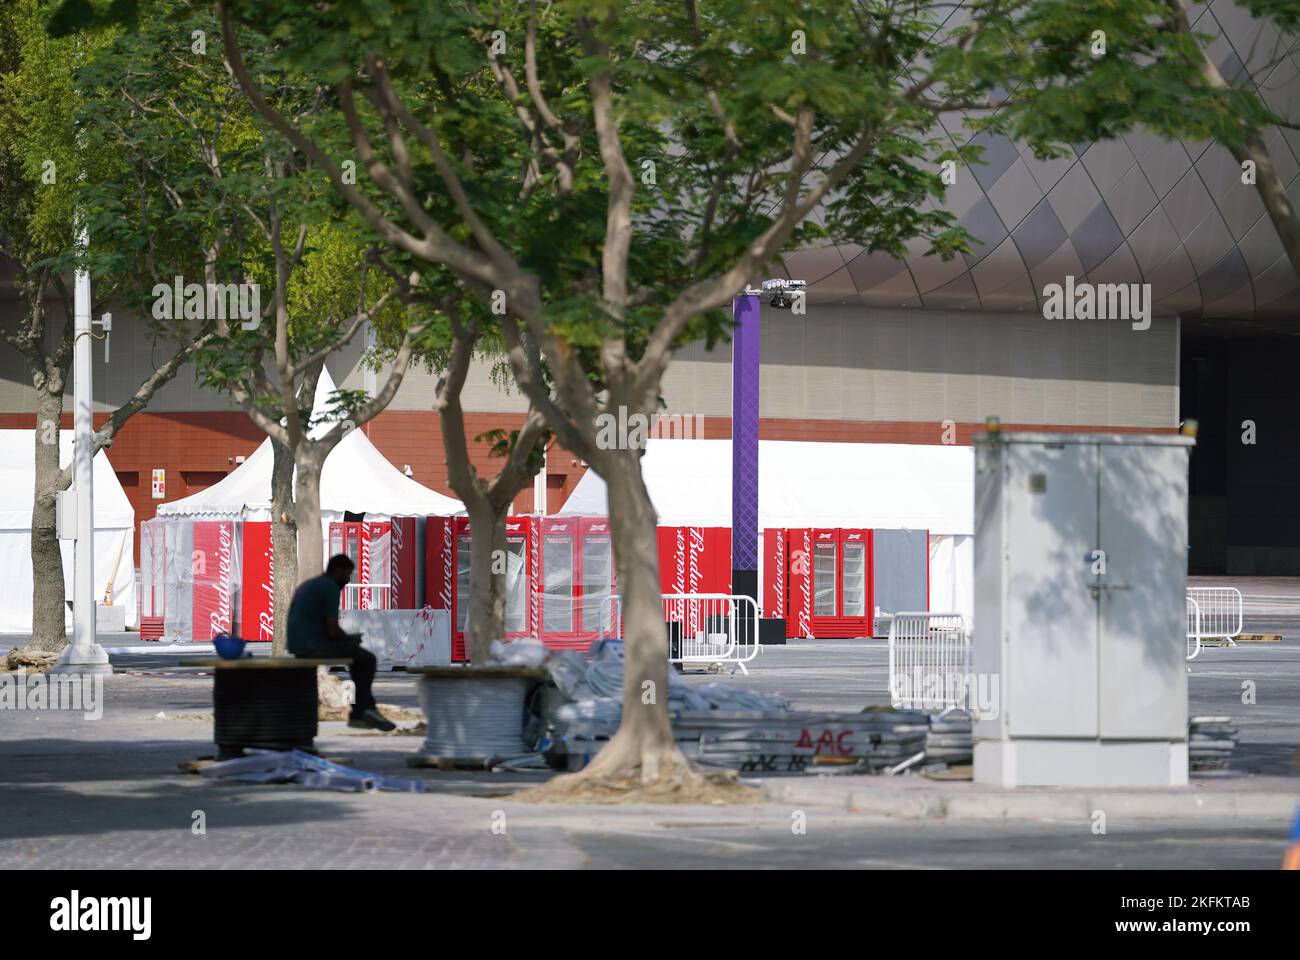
[370,288,550,664]
[1163,0,1300,280]
[210,0,1251,795]
[0,0,207,653]
[434,323,548,665]
[76,2,433,650]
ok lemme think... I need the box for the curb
[759,778,1299,822]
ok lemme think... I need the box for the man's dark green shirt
[287,574,343,656]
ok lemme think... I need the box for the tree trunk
[1230,132,1300,281]
[582,447,696,784]
[270,438,298,655]
[294,444,326,585]
[464,495,511,663]
[27,388,70,653]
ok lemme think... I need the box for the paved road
[0,784,1287,868]
[1,608,1296,869]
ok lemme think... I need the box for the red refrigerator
[425,515,535,662]
[191,519,241,642]
[328,520,392,610]
[578,517,617,641]
[240,520,275,642]
[537,517,577,649]
[775,527,873,639]
[388,515,425,611]
[658,525,731,638]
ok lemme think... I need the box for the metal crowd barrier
[599,593,762,675]
[1185,587,1243,643]
[888,612,971,712]
[1186,596,1203,661]
[343,582,392,611]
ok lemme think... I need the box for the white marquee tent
[558,438,974,618]
[144,369,463,642]
[156,369,463,525]
[0,431,136,633]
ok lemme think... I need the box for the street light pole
[51,228,111,676]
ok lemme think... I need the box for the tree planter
[408,665,547,766]
[181,657,348,760]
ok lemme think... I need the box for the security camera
[750,278,806,310]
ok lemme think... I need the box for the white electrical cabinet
[972,431,1193,787]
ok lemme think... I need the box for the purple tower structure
[731,294,761,604]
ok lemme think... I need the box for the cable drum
[416,673,533,760]
[212,668,318,761]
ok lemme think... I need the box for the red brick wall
[0,409,580,556]
[0,407,1174,561]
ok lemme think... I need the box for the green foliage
[47,0,1300,396]
[213,0,1231,371]
[0,0,95,277]
[68,0,422,422]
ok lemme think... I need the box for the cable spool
[212,667,318,761]
[416,671,535,761]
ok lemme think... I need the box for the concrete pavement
[1,604,1297,869]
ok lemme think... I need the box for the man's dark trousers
[305,639,378,715]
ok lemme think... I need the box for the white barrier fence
[599,593,762,675]
[888,612,972,712]
[343,582,392,611]
[1186,596,1203,661]
[1184,587,1243,642]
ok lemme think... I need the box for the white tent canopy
[559,439,973,534]
[0,430,136,632]
[157,368,463,522]
[558,438,974,620]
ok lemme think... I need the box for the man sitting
[288,554,395,732]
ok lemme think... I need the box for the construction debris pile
[532,641,934,775]
[1189,716,1237,772]
[923,711,973,769]
[201,748,427,792]
[679,710,930,774]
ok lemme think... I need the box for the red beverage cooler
[425,516,460,658]
[329,520,392,609]
[240,520,276,642]
[425,515,535,662]
[537,516,582,650]
[191,519,240,642]
[657,525,731,637]
[762,526,788,622]
[455,516,537,653]
[503,516,534,639]
[579,517,616,639]
[388,515,425,611]
[771,527,873,639]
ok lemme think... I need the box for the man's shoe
[347,708,397,732]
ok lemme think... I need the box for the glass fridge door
[504,538,527,633]
[814,541,837,616]
[842,542,866,617]
[581,536,613,632]
[455,533,472,632]
[543,536,574,632]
